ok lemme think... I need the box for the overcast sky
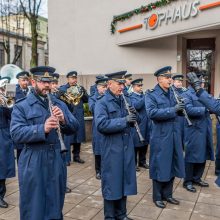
[39,0,48,18]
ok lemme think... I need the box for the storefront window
[187,38,215,94]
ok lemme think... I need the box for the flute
[47,92,68,153]
[171,86,192,126]
[121,93,145,143]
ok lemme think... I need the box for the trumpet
[0,93,14,108]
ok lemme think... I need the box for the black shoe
[183,184,197,192]
[96,172,101,180]
[215,171,220,176]
[65,187,72,193]
[166,197,180,205]
[193,180,209,187]
[120,217,134,220]
[0,198,8,208]
[66,162,70,166]
[139,163,149,169]
[136,166,140,172]
[74,158,85,164]
[154,200,166,208]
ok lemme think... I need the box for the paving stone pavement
[1,142,220,220]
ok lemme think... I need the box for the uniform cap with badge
[172,74,184,81]
[95,76,108,85]
[66,71,77,78]
[154,66,172,77]
[30,66,56,82]
[105,71,127,84]
[131,78,143,86]
[52,73,60,82]
[16,71,30,79]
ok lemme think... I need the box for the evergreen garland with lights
[111,0,177,34]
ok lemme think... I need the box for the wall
[48,0,178,78]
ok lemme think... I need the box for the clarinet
[171,86,192,126]
[47,92,68,153]
[121,93,145,143]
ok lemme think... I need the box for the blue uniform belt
[24,143,60,150]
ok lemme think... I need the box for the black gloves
[175,102,185,112]
[126,113,137,123]
[187,72,201,92]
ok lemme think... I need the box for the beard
[34,84,51,97]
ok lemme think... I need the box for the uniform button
[124,146,128,150]
[33,130,37,134]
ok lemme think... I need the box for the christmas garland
[111,0,177,34]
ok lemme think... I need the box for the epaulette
[15,96,26,103]
[182,87,188,92]
[147,89,154,93]
[97,95,105,100]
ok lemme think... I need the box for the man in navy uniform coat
[123,72,133,95]
[95,71,137,220]
[0,77,15,208]
[182,73,213,193]
[60,71,89,165]
[10,66,79,220]
[89,74,105,96]
[89,77,108,179]
[145,66,185,209]
[172,74,186,151]
[187,72,220,187]
[14,71,30,162]
[130,78,150,171]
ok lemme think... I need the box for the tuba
[0,64,23,107]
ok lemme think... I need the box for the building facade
[0,15,48,71]
[48,0,220,95]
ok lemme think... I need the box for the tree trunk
[6,40,10,64]
[30,18,38,67]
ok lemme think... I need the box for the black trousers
[16,149,22,163]
[152,178,174,202]
[104,196,127,220]
[216,159,220,175]
[95,155,101,174]
[184,162,206,185]
[72,143,81,160]
[0,179,6,199]
[135,146,147,166]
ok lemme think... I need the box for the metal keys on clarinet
[171,86,192,126]
[46,92,68,153]
[121,93,145,143]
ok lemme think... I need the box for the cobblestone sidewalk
[0,143,220,220]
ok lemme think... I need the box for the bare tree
[19,0,43,67]
[0,0,24,65]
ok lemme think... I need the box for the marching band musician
[172,74,186,151]
[0,77,15,209]
[95,71,137,220]
[182,73,213,193]
[89,77,108,180]
[14,71,30,162]
[186,72,219,185]
[10,66,79,220]
[51,72,73,194]
[60,71,89,165]
[123,72,133,95]
[130,78,150,171]
[89,74,105,96]
[145,66,185,209]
